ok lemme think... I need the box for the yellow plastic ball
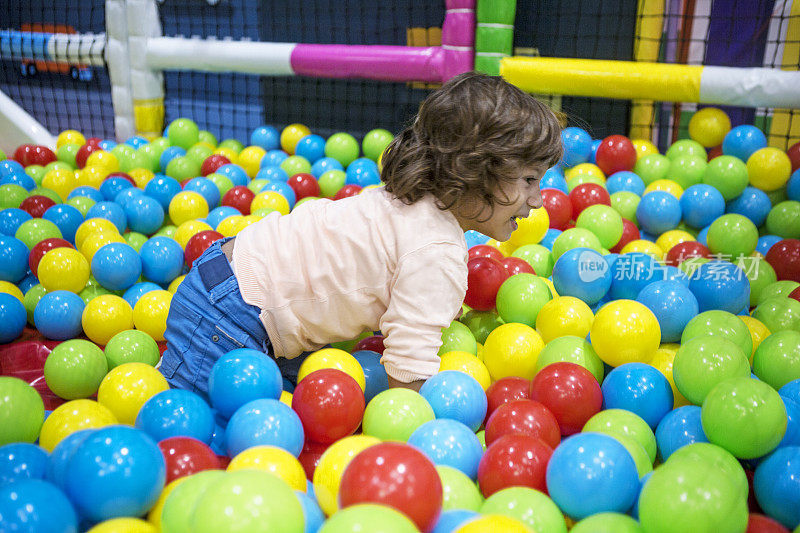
[438,351,492,390]
[57,130,86,149]
[87,518,157,533]
[564,163,606,182]
[508,207,549,248]
[97,363,168,426]
[497,240,517,257]
[38,247,91,293]
[456,515,533,533]
[129,168,155,188]
[298,348,366,392]
[475,342,484,361]
[79,231,125,264]
[590,299,660,367]
[215,214,244,237]
[688,107,731,148]
[747,147,792,192]
[228,445,307,492]
[86,150,120,175]
[147,477,188,527]
[312,435,381,516]
[167,275,185,293]
[632,139,659,158]
[542,277,558,297]
[482,323,545,381]
[280,123,312,155]
[252,191,290,215]
[656,230,696,255]
[643,179,684,199]
[213,147,239,165]
[82,295,134,345]
[648,345,689,407]
[0,281,24,302]
[133,290,172,341]
[738,315,771,364]
[38,399,117,452]
[535,296,594,343]
[238,146,267,178]
[174,220,213,249]
[169,191,209,226]
[75,218,120,249]
[77,166,107,189]
[42,168,78,201]
[620,240,664,261]
[279,390,293,408]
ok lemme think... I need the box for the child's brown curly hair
[381,71,563,220]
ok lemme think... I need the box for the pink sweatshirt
[231,187,469,383]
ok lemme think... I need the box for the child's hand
[387,376,424,392]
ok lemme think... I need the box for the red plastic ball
[287,173,321,201]
[707,145,724,162]
[594,135,637,175]
[29,238,74,277]
[298,440,329,480]
[75,142,101,169]
[787,142,800,173]
[529,362,602,436]
[541,188,572,229]
[353,335,385,355]
[13,144,34,165]
[19,195,56,218]
[501,256,536,277]
[291,368,365,444]
[665,240,711,267]
[157,436,222,484]
[746,513,790,533]
[184,230,224,267]
[789,286,800,303]
[765,239,800,282]
[484,377,530,425]
[333,184,362,200]
[609,218,641,254]
[201,154,232,176]
[468,244,505,263]
[484,399,561,449]
[477,434,553,498]
[221,185,255,215]
[464,257,509,311]
[339,442,442,532]
[569,183,611,218]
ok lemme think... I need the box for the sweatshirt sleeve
[379,242,468,382]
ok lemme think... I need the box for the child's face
[455,165,546,242]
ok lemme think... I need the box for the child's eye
[526,177,539,185]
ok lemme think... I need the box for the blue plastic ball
[608,252,659,300]
[296,489,325,533]
[607,171,645,196]
[184,177,221,210]
[33,290,84,340]
[0,159,25,179]
[464,230,490,249]
[696,224,710,246]
[42,204,84,244]
[91,242,142,291]
[540,167,568,193]
[545,432,640,519]
[0,443,48,486]
[552,247,612,305]
[680,184,725,229]
[635,280,698,342]
[431,509,481,533]
[753,446,800,530]
[351,350,389,403]
[788,168,800,202]
[207,206,242,229]
[722,125,767,162]
[64,425,165,523]
[46,429,95,490]
[781,379,800,405]
[135,389,215,443]
[601,363,674,429]
[1,172,36,191]
[99,139,116,151]
[144,175,182,210]
[294,134,326,163]
[259,181,296,209]
[122,281,162,309]
[407,419,483,480]
[561,127,593,167]
[659,265,690,286]
[540,228,561,250]
[256,166,290,183]
[225,398,304,457]
[85,201,127,233]
[636,191,682,236]
[687,260,750,313]
[98,177,133,202]
[345,158,380,188]
[208,348,283,420]
[139,236,184,285]
[0,479,78,532]
[18,272,38,295]
[261,150,289,169]
[250,125,281,151]
[419,370,487,432]
[114,189,145,211]
[590,139,602,164]
[124,136,149,149]
[654,405,708,461]
[67,186,104,203]
[777,396,800,449]
[0,235,31,283]
[310,157,344,179]
[159,146,186,172]
[0,208,32,236]
[755,235,783,257]
[215,164,249,187]
[124,195,165,235]
[726,186,772,227]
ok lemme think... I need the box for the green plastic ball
[25,165,48,185]
[79,280,115,306]
[667,155,707,189]
[767,188,788,207]
[567,174,606,191]
[571,513,643,533]
[160,470,225,532]
[318,169,347,198]
[701,377,787,459]
[481,487,567,533]
[701,155,749,201]
[362,388,435,442]
[362,128,394,162]
[56,144,80,167]
[0,184,28,208]
[752,296,800,333]
[681,310,753,357]
[706,214,758,259]
[218,138,244,153]
[496,273,552,328]
[437,465,483,512]
[318,504,418,533]
[460,310,504,345]
[30,187,62,204]
[14,218,62,250]
[66,196,96,216]
[673,336,750,405]
[766,201,800,239]
[610,191,641,222]
[583,408,657,463]
[167,118,200,150]
[186,144,214,168]
[136,145,163,172]
[665,139,706,161]
[124,231,149,251]
[609,432,653,477]
[325,133,360,167]
[154,225,177,240]
[23,284,48,325]
[535,335,604,383]
[43,339,108,400]
[666,442,748,498]
[439,320,478,356]
[207,173,235,197]
[757,280,800,305]
[634,154,671,185]
[552,228,602,260]
[0,376,45,445]
[198,130,217,147]
[753,330,800,390]
[511,244,554,277]
[576,204,624,249]
[744,256,777,308]
[280,155,312,177]
[104,329,161,369]
[247,179,269,195]
[165,156,201,181]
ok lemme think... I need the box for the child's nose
[528,192,543,210]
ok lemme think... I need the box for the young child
[158,71,563,399]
